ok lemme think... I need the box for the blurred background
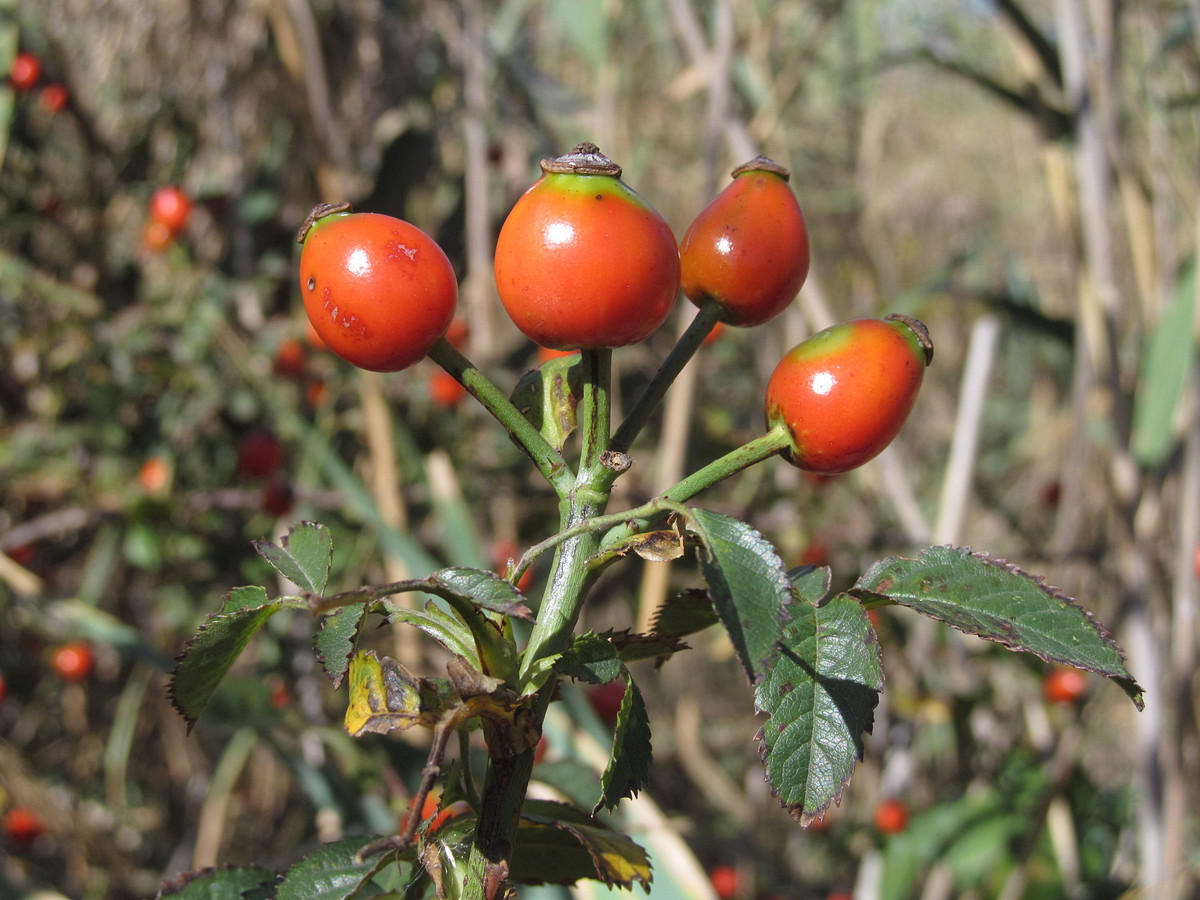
[1,1,1197,898]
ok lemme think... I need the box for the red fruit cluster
[293,146,817,382]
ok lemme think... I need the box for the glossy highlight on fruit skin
[300,207,458,372]
[680,157,810,327]
[765,316,932,474]
[493,143,680,350]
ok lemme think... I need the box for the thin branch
[994,0,1063,88]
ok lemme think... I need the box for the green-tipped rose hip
[765,315,932,474]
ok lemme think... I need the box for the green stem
[461,349,617,899]
[509,497,691,585]
[610,303,722,453]
[428,339,574,496]
[578,349,612,472]
[598,424,792,554]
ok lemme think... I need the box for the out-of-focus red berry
[38,82,68,114]
[273,338,307,378]
[149,186,193,237]
[305,378,330,408]
[138,456,171,493]
[703,321,726,347]
[268,678,290,709]
[493,539,534,592]
[9,52,41,91]
[799,542,829,567]
[587,680,625,726]
[444,318,469,349]
[1040,481,1062,509]
[141,220,173,253]
[260,481,294,517]
[873,798,909,835]
[3,807,45,848]
[51,641,94,683]
[430,370,467,409]
[709,864,741,900]
[7,543,36,566]
[0,672,7,705]
[236,430,284,480]
[1043,667,1088,705]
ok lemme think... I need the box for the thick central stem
[462,350,614,899]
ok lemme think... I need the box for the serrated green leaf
[254,522,333,595]
[425,568,529,683]
[648,588,720,643]
[169,600,286,732]
[853,546,1144,709]
[787,565,832,606]
[315,602,367,687]
[557,632,623,684]
[388,602,480,667]
[601,626,693,666]
[222,585,270,615]
[684,508,791,683]
[1131,260,1197,467]
[754,592,882,825]
[430,567,533,620]
[156,865,277,899]
[275,837,391,900]
[594,675,652,814]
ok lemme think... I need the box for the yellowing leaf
[511,803,653,892]
[344,650,445,737]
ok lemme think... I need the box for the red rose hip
[493,143,679,350]
[680,157,810,327]
[765,316,932,474]
[299,205,458,372]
